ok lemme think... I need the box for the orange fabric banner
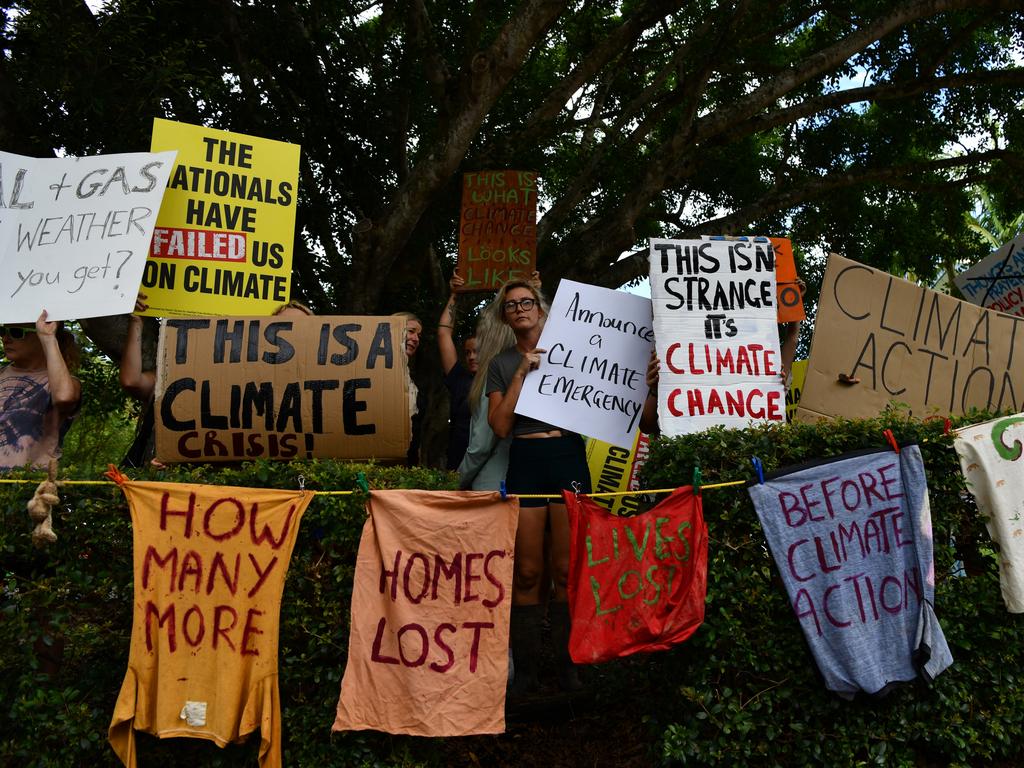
[108,481,312,768]
[333,490,518,736]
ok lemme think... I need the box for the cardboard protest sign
[954,413,1024,612]
[785,360,808,422]
[650,238,786,435]
[953,236,1024,318]
[143,119,300,317]
[108,480,311,768]
[516,280,654,447]
[565,487,707,664]
[747,446,953,697]
[585,431,651,516]
[334,490,517,736]
[154,316,410,463]
[0,150,175,323]
[704,235,805,322]
[796,254,1024,423]
[456,170,537,292]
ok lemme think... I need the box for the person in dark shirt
[438,274,478,470]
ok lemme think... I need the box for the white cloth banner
[0,150,176,322]
[515,279,654,448]
[649,238,785,435]
[954,412,1024,612]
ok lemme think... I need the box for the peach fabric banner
[333,490,518,736]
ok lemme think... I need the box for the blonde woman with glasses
[487,278,591,695]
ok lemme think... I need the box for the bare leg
[510,505,548,695]
[513,505,549,604]
[548,501,571,602]
[547,501,583,689]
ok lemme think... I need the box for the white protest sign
[0,150,176,322]
[953,236,1024,319]
[649,238,785,435]
[515,279,654,448]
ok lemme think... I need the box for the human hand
[646,351,661,392]
[36,310,58,337]
[449,274,465,293]
[517,348,545,377]
[134,292,149,314]
[528,271,542,290]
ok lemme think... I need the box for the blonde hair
[494,280,546,326]
[273,300,313,316]
[468,299,514,410]
[391,311,422,326]
[468,284,549,410]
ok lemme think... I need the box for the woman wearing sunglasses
[0,311,81,471]
[487,279,591,696]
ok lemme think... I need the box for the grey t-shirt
[486,347,563,437]
[747,445,953,697]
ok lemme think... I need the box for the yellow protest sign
[786,360,808,421]
[585,431,651,516]
[142,118,300,316]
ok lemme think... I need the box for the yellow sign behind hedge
[585,431,651,516]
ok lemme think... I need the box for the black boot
[508,604,543,698]
[550,601,584,691]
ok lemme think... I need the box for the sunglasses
[0,326,38,340]
[503,298,537,314]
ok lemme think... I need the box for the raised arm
[35,311,81,416]
[119,294,156,401]
[438,275,462,375]
[779,320,800,383]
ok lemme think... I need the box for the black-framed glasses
[503,298,536,314]
[0,326,37,340]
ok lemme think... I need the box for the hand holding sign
[517,348,545,377]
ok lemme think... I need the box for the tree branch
[349,0,568,311]
[555,0,1021,274]
[597,148,1015,288]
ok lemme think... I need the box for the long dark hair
[56,324,80,373]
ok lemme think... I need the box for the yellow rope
[516,479,746,499]
[0,478,747,496]
[0,479,110,485]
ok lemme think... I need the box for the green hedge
[2,413,1023,767]
[640,412,1024,767]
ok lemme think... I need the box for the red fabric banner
[565,487,708,663]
